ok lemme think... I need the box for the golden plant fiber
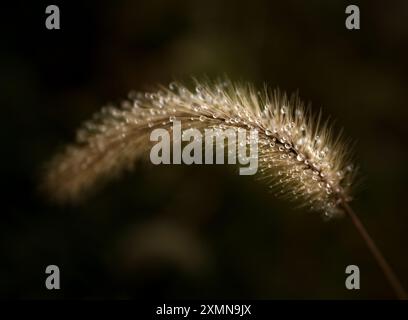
[43,79,355,217]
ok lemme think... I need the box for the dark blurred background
[1,0,408,299]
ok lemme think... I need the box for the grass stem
[341,201,407,300]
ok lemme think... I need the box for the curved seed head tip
[42,79,356,217]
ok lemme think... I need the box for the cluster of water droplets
[254,98,355,218]
[70,81,353,217]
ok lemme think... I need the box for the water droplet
[169,82,177,91]
[195,85,203,94]
[192,103,200,112]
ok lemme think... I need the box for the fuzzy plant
[43,79,406,299]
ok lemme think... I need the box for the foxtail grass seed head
[43,79,356,218]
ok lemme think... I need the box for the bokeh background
[2,0,408,299]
